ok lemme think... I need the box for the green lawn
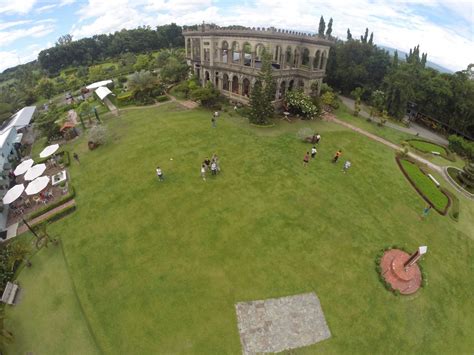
[407,139,448,155]
[399,159,449,211]
[6,103,474,354]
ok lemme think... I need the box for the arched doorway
[223,74,229,91]
[205,71,210,83]
[255,44,265,68]
[215,75,219,88]
[298,79,305,90]
[232,42,240,64]
[243,43,252,66]
[302,48,310,67]
[243,78,250,97]
[232,75,239,94]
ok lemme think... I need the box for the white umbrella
[14,159,34,176]
[2,184,24,204]
[25,176,50,195]
[39,144,59,158]
[24,164,46,181]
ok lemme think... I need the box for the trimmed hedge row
[27,186,75,220]
[442,188,460,222]
[33,204,77,231]
[396,157,450,215]
[35,150,71,167]
[448,135,474,160]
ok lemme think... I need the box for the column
[309,56,315,70]
[251,52,256,68]
[190,38,194,60]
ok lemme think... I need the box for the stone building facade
[183,25,334,104]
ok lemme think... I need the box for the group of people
[303,134,352,173]
[201,154,220,181]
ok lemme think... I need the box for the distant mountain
[379,45,454,74]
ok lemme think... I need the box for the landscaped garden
[5,103,474,354]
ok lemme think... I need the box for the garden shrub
[442,188,460,222]
[286,90,319,119]
[88,125,108,145]
[448,134,474,159]
[35,150,70,167]
[156,95,169,102]
[117,92,133,103]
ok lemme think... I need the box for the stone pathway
[235,293,331,354]
[339,96,448,145]
[325,113,443,173]
[103,97,119,116]
[16,199,76,235]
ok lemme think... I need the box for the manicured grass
[408,139,448,155]
[399,159,449,211]
[29,136,47,158]
[447,166,474,194]
[335,105,415,145]
[7,105,474,354]
[5,237,99,355]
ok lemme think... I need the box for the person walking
[421,205,431,219]
[303,152,310,167]
[311,146,317,159]
[333,150,342,163]
[343,160,351,173]
[156,166,164,181]
[211,116,217,128]
[200,164,206,181]
[211,161,217,175]
[316,133,321,144]
[213,154,221,173]
[73,152,80,164]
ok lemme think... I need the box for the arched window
[186,38,191,56]
[243,43,252,66]
[254,44,265,68]
[274,45,282,63]
[223,74,229,91]
[288,79,294,91]
[222,41,229,63]
[232,42,240,64]
[285,46,292,66]
[243,78,250,96]
[232,75,239,94]
[302,48,310,67]
[320,51,326,70]
[293,48,300,67]
[313,50,320,70]
[205,71,210,82]
[279,81,286,98]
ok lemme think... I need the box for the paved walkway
[339,96,448,145]
[103,97,119,116]
[16,199,76,235]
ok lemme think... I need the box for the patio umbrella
[39,144,59,158]
[24,163,46,181]
[25,176,50,195]
[14,159,34,176]
[2,184,24,204]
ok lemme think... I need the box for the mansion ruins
[183,25,334,104]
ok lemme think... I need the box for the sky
[0,0,473,73]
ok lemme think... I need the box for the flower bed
[397,157,450,214]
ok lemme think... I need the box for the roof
[0,128,16,149]
[95,86,113,101]
[60,122,76,132]
[86,80,113,90]
[1,106,36,133]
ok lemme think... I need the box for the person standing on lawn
[316,133,321,144]
[201,164,206,181]
[211,161,217,175]
[421,205,431,219]
[211,116,217,128]
[73,153,80,164]
[311,146,317,159]
[343,160,351,173]
[333,150,342,163]
[303,152,310,167]
[156,166,164,181]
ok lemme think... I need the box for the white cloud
[36,4,57,13]
[0,0,37,14]
[0,24,55,47]
[0,20,31,31]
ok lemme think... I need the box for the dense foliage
[326,28,474,139]
[285,90,319,119]
[38,24,183,74]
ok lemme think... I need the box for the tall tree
[249,51,275,125]
[368,32,374,45]
[347,28,352,40]
[393,50,399,67]
[361,28,369,43]
[326,18,333,37]
[318,16,326,36]
[35,77,56,99]
[56,34,73,46]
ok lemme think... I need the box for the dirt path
[111,94,198,113]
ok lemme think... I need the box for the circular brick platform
[380,249,422,295]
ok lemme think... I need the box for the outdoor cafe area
[2,144,71,228]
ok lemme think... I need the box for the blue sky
[0,0,473,73]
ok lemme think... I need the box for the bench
[431,151,441,156]
[1,281,19,305]
[428,174,440,187]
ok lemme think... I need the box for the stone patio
[235,292,331,354]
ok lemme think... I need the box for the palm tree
[128,70,157,104]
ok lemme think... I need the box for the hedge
[33,204,77,231]
[407,139,455,161]
[35,150,71,167]
[27,186,75,220]
[155,95,169,102]
[396,157,450,214]
[448,135,474,160]
[442,188,460,222]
